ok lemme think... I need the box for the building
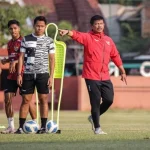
[23,0,108,33]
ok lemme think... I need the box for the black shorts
[4,79,19,94]
[21,73,50,95]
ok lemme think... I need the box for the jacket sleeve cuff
[71,30,77,39]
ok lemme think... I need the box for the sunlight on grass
[0,110,150,150]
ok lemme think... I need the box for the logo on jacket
[106,41,110,45]
[94,39,99,42]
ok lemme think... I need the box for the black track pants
[85,79,114,128]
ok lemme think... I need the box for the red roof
[24,0,55,13]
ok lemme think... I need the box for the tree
[0,4,48,47]
[46,20,73,42]
[0,4,73,47]
[117,23,150,54]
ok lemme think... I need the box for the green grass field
[0,109,150,150]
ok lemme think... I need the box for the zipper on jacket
[100,43,105,80]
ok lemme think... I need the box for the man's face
[34,21,46,36]
[91,19,105,33]
[9,24,20,38]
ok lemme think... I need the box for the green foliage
[0,4,73,46]
[47,20,73,42]
[0,4,48,47]
[117,23,150,53]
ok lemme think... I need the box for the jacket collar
[89,30,105,39]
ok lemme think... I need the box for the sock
[41,118,47,129]
[8,118,14,129]
[19,118,26,129]
[95,127,100,131]
[32,119,37,122]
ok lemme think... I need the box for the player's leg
[15,74,35,134]
[29,99,37,121]
[19,86,36,121]
[85,79,102,132]
[100,80,114,115]
[38,93,48,133]
[36,73,49,134]
[1,80,18,134]
[18,94,33,130]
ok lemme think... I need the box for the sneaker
[88,115,94,131]
[95,128,107,135]
[36,128,47,134]
[1,127,15,134]
[14,128,24,134]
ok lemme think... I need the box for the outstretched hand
[121,73,127,85]
[58,29,69,36]
[1,58,8,65]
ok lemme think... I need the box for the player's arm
[18,52,24,75]
[110,40,127,85]
[118,65,127,85]
[48,53,55,88]
[17,52,25,87]
[1,58,10,65]
[11,47,23,73]
[59,29,87,45]
[17,38,26,86]
[9,60,18,73]
[1,44,10,65]
[47,40,55,88]
[59,29,73,37]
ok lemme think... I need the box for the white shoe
[14,128,24,134]
[88,115,94,131]
[95,128,107,135]
[1,127,15,134]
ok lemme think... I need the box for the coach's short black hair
[8,19,20,28]
[34,16,47,25]
[90,15,104,25]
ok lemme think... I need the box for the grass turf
[0,109,150,150]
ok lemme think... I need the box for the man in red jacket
[59,15,127,134]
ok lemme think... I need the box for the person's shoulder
[83,31,92,38]
[17,36,23,42]
[104,35,111,40]
[23,34,37,41]
[103,35,114,43]
[24,34,32,38]
[44,36,54,42]
[7,39,12,45]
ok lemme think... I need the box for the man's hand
[9,61,17,73]
[121,73,127,85]
[1,58,8,65]
[17,75,22,87]
[59,29,69,36]
[47,76,53,88]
